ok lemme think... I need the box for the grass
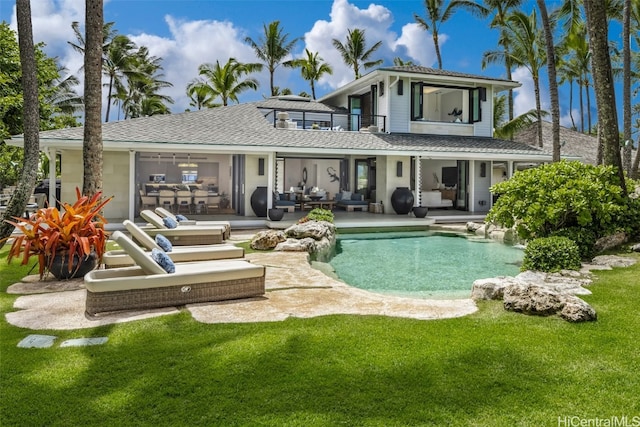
[1,246,639,426]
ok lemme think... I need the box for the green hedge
[522,236,582,272]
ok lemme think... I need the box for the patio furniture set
[84,208,265,316]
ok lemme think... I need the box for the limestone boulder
[503,284,564,316]
[250,230,286,250]
[632,243,640,253]
[285,221,336,240]
[590,255,637,268]
[594,232,627,253]
[470,277,517,300]
[560,297,597,322]
[275,237,316,252]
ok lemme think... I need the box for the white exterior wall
[474,86,493,137]
[472,159,492,213]
[60,150,130,219]
[388,79,410,133]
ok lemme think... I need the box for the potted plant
[219,192,230,209]
[2,188,112,279]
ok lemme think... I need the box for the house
[9,66,558,220]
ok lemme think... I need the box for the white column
[267,152,274,210]
[415,155,422,206]
[47,147,56,205]
[129,150,136,221]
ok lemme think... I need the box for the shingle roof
[378,66,517,85]
[28,103,549,158]
[514,121,598,164]
[253,97,347,113]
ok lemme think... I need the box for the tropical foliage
[2,188,112,278]
[332,28,383,79]
[521,236,582,272]
[188,58,262,107]
[487,161,640,253]
[289,49,333,100]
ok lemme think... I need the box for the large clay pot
[391,187,414,215]
[413,206,428,218]
[268,208,284,221]
[48,251,98,280]
[250,186,268,217]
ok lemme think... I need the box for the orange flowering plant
[2,188,112,279]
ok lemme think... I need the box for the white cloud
[393,23,439,67]
[129,16,260,112]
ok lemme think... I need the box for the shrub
[551,227,597,260]
[521,236,582,272]
[487,160,629,241]
[299,208,334,224]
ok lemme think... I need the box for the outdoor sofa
[335,191,369,212]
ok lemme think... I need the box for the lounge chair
[154,207,231,239]
[85,231,265,316]
[139,210,225,245]
[103,220,244,268]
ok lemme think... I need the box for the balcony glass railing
[265,109,386,133]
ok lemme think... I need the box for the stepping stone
[60,337,108,347]
[18,334,57,348]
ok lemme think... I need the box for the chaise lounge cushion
[151,248,175,273]
[155,234,173,252]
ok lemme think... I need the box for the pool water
[327,231,523,299]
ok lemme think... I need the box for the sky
[0,0,630,128]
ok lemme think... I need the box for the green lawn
[1,246,639,426]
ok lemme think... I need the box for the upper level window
[411,83,484,124]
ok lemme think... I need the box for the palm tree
[101,34,138,122]
[193,58,262,106]
[393,57,415,66]
[484,10,546,147]
[332,28,383,79]
[583,0,626,193]
[186,78,220,110]
[557,57,579,130]
[83,0,104,196]
[244,21,299,97]
[414,0,488,69]
[482,0,523,121]
[289,49,333,99]
[117,46,173,119]
[493,94,548,140]
[536,0,561,162]
[1,0,40,244]
[47,65,83,116]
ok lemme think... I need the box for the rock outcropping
[251,221,336,257]
[472,255,637,322]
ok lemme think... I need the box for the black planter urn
[391,187,414,215]
[268,208,284,221]
[250,186,268,217]
[413,206,428,218]
[48,251,98,280]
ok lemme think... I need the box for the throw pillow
[352,193,363,201]
[155,234,173,252]
[162,217,178,229]
[341,191,352,200]
[175,214,189,222]
[151,248,175,273]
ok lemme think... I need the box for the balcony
[266,109,386,133]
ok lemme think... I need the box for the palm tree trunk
[0,0,40,245]
[569,80,576,130]
[579,80,584,133]
[632,136,640,179]
[586,82,592,134]
[506,58,514,121]
[583,0,626,194]
[533,74,543,148]
[537,0,560,162]
[433,32,443,69]
[622,0,632,175]
[105,75,113,122]
[83,0,104,196]
[311,80,316,100]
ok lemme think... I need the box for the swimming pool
[326,231,523,299]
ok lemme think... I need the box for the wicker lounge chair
[139,210,225,245]
[103,220,244,268]
[85,231,265,316]
[154,207,231,239]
